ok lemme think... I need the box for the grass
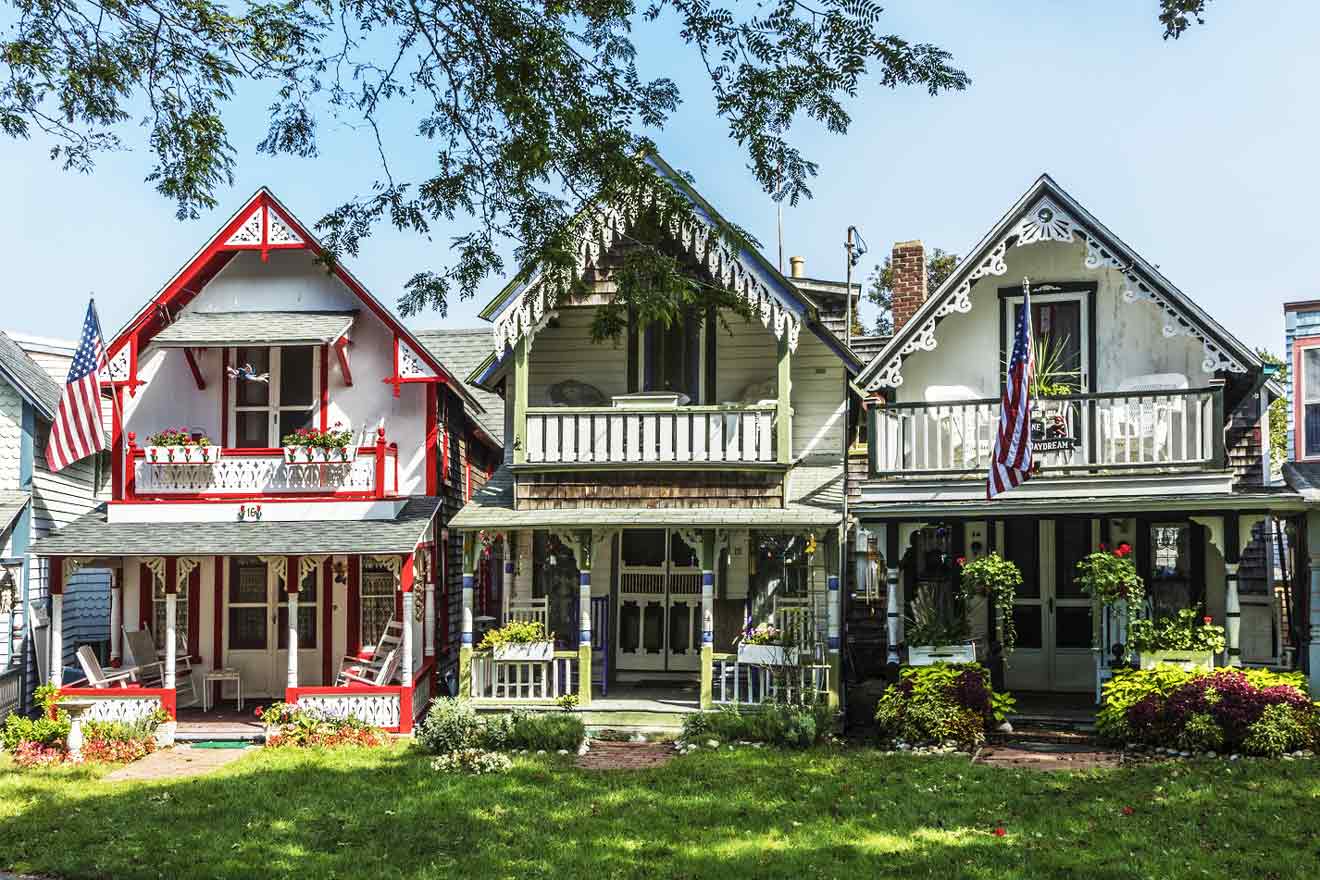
[2,744,1319,879]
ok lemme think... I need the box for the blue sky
[3,1,1316,356]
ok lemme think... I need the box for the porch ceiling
[449,464,842,529]
[30,496,441,556]
[150,310,357,347]
[851,489,1304,520]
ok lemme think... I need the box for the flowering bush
[4,687,166,767]
[874,663,1016,750]
[2,684,70,753]
[477,619,554,652]
[1128,609,1226,656]
[147,427,211,447]
[431,748,513,774]
[958,553,1023,656]
[259,702,388,748]
[1076,543,1144,642]
[1098,667,1318,755]
[281,424,353,449]
[742,623,785,646]
[417,699,586,753]
[11,741,65,768]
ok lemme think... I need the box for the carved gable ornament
[865,194,1249,391]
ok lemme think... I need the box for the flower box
[282,445,357,465]
[493,642,555,662]
[737,644,799,666]
[908,643,978,666]
[1139,650,1216,671]
[145,445,221,465]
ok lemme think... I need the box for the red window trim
[1294,335,1320,461]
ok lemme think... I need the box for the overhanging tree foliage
[0,1,1211,325]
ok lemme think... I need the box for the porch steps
[993,720,1100,748]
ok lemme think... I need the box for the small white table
[203,668,243,713]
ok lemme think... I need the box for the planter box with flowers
[145,428,220,464]
[737,623,798,666]
[282,425,356,465]
[908,643,978,666]
[1131,609,1224,671]
[479,619,556,662]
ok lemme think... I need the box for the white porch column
[48,592,63,686]
[577,530,593,706]
[285,589,299,688]
[401,590,415,688]
[108,570,122,666]
[1224,561,1242,668]
[459,533,475,698]
[699,531,715,710]
[164,587,178,690]
[502,532,515,623]
[423,576,436,660]
[1310,545,1320,699]
[877,524,901,664]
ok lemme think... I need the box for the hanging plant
[958,553,1023,657]
[1075,543,1145,641]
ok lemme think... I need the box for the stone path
[974,741,1123,771]
[104,744,255,782]
[576,740,675,771]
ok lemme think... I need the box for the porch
[29,498,446,733]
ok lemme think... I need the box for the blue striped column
[827,574,840,650]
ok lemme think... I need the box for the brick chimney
[890,240,927,333]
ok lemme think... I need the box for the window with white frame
[230,345,318,447]
[360,558,396,648]
[151,570,188,652]
[1303,346,1320,458]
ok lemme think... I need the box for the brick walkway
[974,742,1123,771]
[104,745,255,782]
[575,741,675,771]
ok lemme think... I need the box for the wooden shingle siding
[1227,390,1265,491]
[515,470,783,509]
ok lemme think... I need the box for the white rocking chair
[124,628,199,706]
[336,619,404,686]
[75,645,153,689]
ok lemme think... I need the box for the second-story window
[1302,346,1320,457]
[640,311,706,402]
[231,345,318,447]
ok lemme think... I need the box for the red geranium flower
[1114,543,1132,558]
[1122,806,1134,816]
[254,706,264,719]
[1203,616,1213,625]
[1099,543,1109,552]
[993,827,1006,837]
[955,556,967,567]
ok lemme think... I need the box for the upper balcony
[122,428,400,502]
[863,384,1229,499]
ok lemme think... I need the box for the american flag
[988,278,1035,499]
[46,301,108,472]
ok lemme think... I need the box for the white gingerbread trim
[104,346,131,383]
[225,208,263,246]
[397,338,438,380]
[258,555,288,587]
[141,557,166,589]
[298,555,327,586]
[266,208,304,245]
[176,556,203,592]
[867,195,1248,389]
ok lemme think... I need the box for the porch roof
[29,496,441,557]
[0,492,29,537]
[448,464,842,529]
[151,310,357,347]
[1283,462,1320,502]
[850,488,1304,520]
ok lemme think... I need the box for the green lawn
[2,744,1317,879]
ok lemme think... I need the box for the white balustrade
[524,404,777,465]
[870,387,1222,476]
[470,651,578,701]
[711,655,830,706]
[130,447,396,497]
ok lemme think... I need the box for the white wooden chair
[124,627,200,706]
[924,384,992,469]
[505,598,549,629]
[1103,373,1189,463]
[336,619,403,686]
[75,646,150,689]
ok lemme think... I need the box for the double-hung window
[1302,344,1320,458]
[360,558,396,649]
[230,345,318,447]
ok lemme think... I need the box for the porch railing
[523,404,779,465]
[711,653,830,706]
[469,650,578,701]
[125,431,400,500]
[0,666,20,721]
[868,386,1224,477]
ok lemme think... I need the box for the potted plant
[478,620,555,662]
[737,622,798,666]
[1075,542,1145,662]
[281,424,356,464]
[1027,335,1081,455]
[905,582,976,665]
[1129,608,1224,670]
[958,552,1023,658]
[145,427,220,464]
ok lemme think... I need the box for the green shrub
[2,684,70,752]
[493,712,585,751]
[478,620,554,652]
[1243,704,1307,758]
[1176,712,1224,752]
[873,663,1014,750]
[681,702,833,748]
[417,698,482,754]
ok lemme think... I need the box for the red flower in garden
[1203,616,1213,625]
[955,556,967,567]
[1122,806,1134,816]
[1114,543,1132,558]
[1099,543,1109,552]
[254,706,264,719]
[993,827,1006,837]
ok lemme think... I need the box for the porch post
[423,557,436,660]
[459,532,475,698]
[878,524,901,664]
[513,336,529,466]
[48,558,63,686]
[1221,515,1242,667]
[577,529,593,707]
[827,535,841,710]
[164,557,178,690]
[776,334,793,464]
[700,531,715,709]
[1309,511,1320,697]
[400,553,415,688]
[502,532,515,624]
[285,555,299,690]
[109,569,122,666]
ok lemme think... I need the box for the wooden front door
[226,557,322,697]
[616,530,702,674]
[1004,519,1096,693]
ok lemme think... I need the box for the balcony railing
[868,386,1225,477]
[523,403,779,465]
[124,429,399,500]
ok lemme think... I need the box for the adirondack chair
[336,648,399,687]
[124,628,199,706]
[75,645,146,689]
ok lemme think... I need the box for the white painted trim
[858,471,1235,505]
[107,499,407,523]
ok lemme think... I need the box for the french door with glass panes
[228,345,320,448]
[616,529,702,674]
[225,556,321,696]
[1004,519,1095,693]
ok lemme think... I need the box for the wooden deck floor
[175,703,265,740]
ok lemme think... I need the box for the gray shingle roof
[0,491,30,535]
[447,465,841,529]
[414,329,505,445]
[153,311,357,347]
[0,332,61,419]
[31,496,441,556]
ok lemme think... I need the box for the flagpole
[88,294,127,472]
